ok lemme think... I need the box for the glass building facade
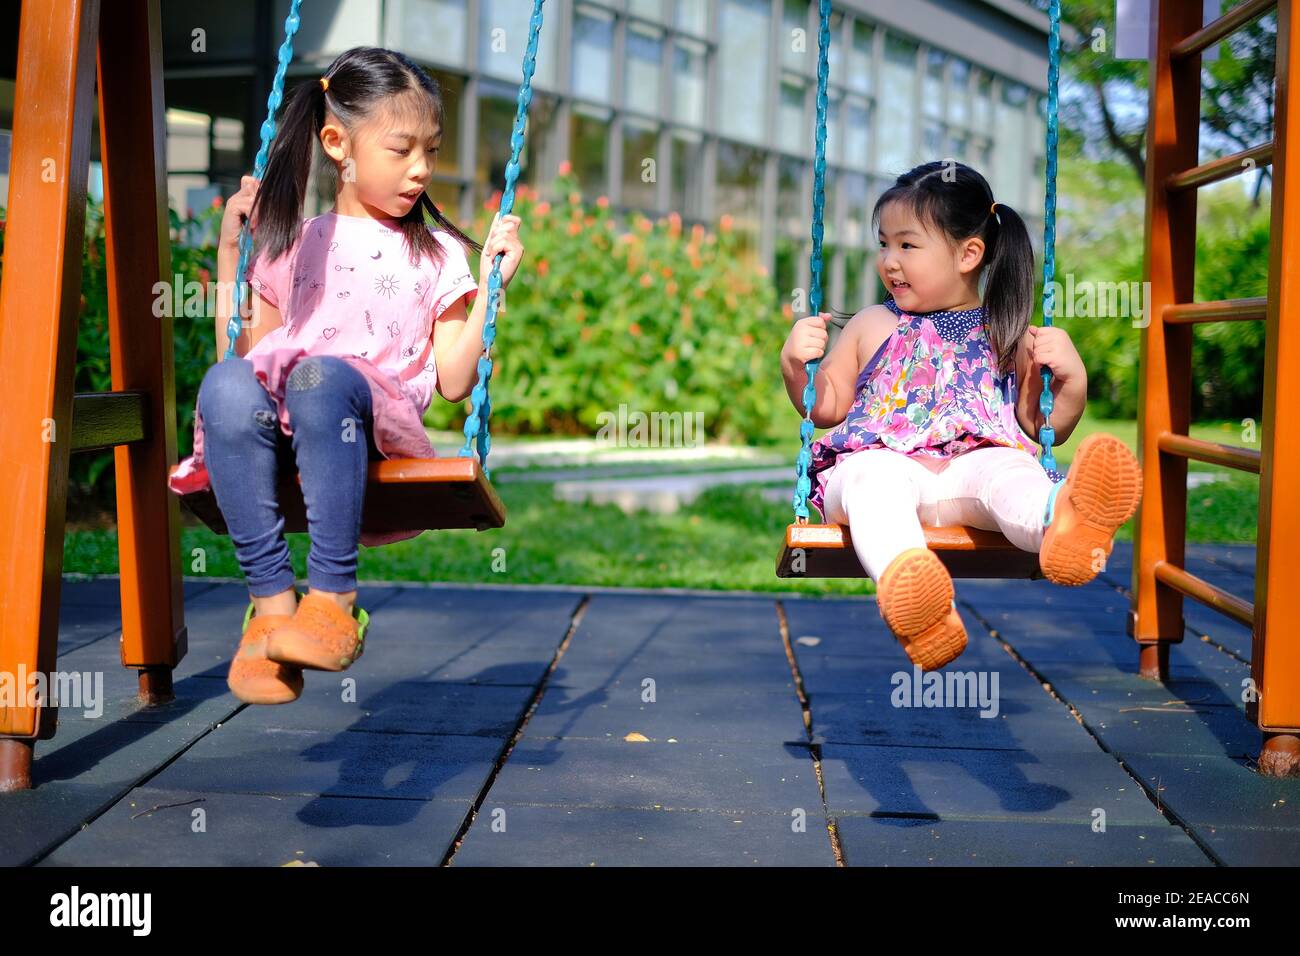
[0,0,1055,312]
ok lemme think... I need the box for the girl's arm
[781,305,895,428]
[432,213,524,404]
[1014,326,1088,446]
[431,291,485,404]
[214,245,283,361]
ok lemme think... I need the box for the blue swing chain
[792,0,832,523]
[458,0,546,479]
[1038,0,1061,474]
[223,0,302,362]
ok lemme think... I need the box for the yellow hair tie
[319,76,330,92]
[990,201,998,215]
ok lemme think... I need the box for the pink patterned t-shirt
[244,210,479,415]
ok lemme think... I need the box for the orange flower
[629,323,642,336]
[584,215,595,227]
[567,221,582,236]
[537,258,550,277]
[719,214,734,233]
[668,211,682,237]
[637,217,653,234]
[535,201,551,216]
[782,302,794,319]
[741,334,754,347]
[596,196,609,209]
[690,256,702,270]
[692,286,706,300]
[575,307,587,323]
[665,280,678,297]
[691,224,705,242]
[559,160,573,177]
[568,190,581,205]
[665,348,677,362]
[210,195,224,209]
[639,273,653,288]
[661,266,673,279]
[580,326,592,340]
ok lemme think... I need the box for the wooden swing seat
[174,457,505,535]
[776,522,1043,579]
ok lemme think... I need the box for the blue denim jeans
[197,356,376,595]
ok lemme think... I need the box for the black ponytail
[248,46,482,270]
[867,161,1036,375]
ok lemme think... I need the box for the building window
[848,20,873,94]
[476,82,557,205]
[923,49,946,120]
[778,156,806,236]
[778,78,806,155]
[570,103,611,195]
[625,23,664,117]
[670,130,705,216]
[673,39,707,126]
[479,0,556,87]
[845,97,870,169]
[973,70,994,130]
[948,57,971,127]
[716,139,764,241]
[429,70,463,178]
[843,172,869,247]
[571,5,614,104]
[994,82,1029,205]
[877,33,917,175]
[828,10,845,86]
[399,0,467,67]
[718,0,771,144]
[629,0,666,22]
[622,121,660,210]
[675,0,710,35]
[781,0,809,73]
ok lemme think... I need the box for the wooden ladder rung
[1156,432,1261,473]
[1163,297,1268,324]
[1167,143,1273,192]
[1153,560,1254,627]
[1170,0,1277,60]
[70,391,149,453]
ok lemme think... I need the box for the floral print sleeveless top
[807,297,1063,517]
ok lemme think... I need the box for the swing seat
[174,457,505,535]
[776,522,1044,579]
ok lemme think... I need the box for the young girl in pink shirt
[169,47,523,705]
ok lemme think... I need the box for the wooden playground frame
[1133,0,1299,776]
[0,0,1297,792]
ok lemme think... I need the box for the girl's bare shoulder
[842,304,899,367]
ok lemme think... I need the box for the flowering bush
[429,167,789,445]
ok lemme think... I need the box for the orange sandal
[228,602,304,705]
[265,592,368,672]
[1038,433,1142,586]
[876,547,968,671]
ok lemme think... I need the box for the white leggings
[820,446,1056,582]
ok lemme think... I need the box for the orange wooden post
[98,0,187,695]
[1255,0,1300,777]
[1131,0,1204,676]
[0,0,102,791]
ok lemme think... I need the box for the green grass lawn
[63,414,1260,594]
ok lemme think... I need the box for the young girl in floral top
[780,161,1141,671]
[170,47,524,704]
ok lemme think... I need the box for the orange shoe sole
[1039,433,1142,586]
[876,547,967,671]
